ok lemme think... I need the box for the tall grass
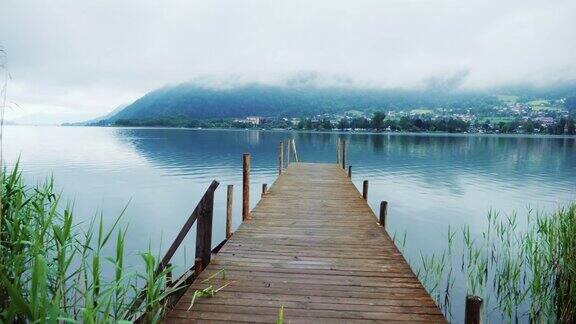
[0,163,177,323]
[414,205,576,323]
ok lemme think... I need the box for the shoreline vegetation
[408,204,576,323]
[66,112,576,136]
[0,163,176,323]
[70,124,576,138]
[2,160,575,323]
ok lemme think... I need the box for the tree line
[111,113,576,135]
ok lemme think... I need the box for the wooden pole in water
[342,140,347,169]
[362,180,368,200]
[336,139,341,164]
[348,165,352,178]
[286,139,291,166]
[242,153,250,221]
[279,142,283,175]
[226,184,233,239]
[464,295,483,324]
[379,201,388,228]
[261,183,267,197]
[291,139,298,162]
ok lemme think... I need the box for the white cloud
[1,0,575,123]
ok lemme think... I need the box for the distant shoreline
[44,124,576,139]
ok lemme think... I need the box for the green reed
[410,204,576,323]
[0,162,177,323]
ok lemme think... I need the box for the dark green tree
[567,118,575,135]
[371,112,386,130]
[337,118,350,130]
[524,120,534,134]
[321,118,333,130]
[398,117,413,131]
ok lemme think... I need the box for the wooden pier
[163,160,446,323]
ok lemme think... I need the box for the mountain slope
[64,104,129,126]
[107,83,501,121]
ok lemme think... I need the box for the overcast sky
[1,0,575,124]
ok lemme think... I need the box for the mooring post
[362,180,369,200]
[286,139,291,166]
[261,183,267,197]
[242,153,250,221]
[380,201,388,228]
[464,295,483,324]
[195,180,216,270]
[348,165,352,178]
[291,139,298,162]
[279,141,283,175]
[337,138,341,164]
[226,184,233,239]
[342,139,347,169]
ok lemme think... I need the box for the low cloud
[1,0,575,123]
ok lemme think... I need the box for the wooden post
[195,182,216,270]
[156,180,218,274]
[291,139,298,162]
[194,257,202,276]
[348,165,352,178]
[336,139,341,164]
[342,140,347,169]
[226,184,233,239]
[279,142,283,175]
[261,183,267,197]
[286,139,291,166]
[464,295,483,324]
[242,153,250,221]
[379,201,388,228]
[362,180,368,200]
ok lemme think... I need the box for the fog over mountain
[1,0,575,123]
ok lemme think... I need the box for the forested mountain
[107,83,501,121]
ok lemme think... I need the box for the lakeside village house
[234,116,297,125]
[234,116,263,125]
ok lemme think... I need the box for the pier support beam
[362,180,368,200]
[337,139,341,164]
[226,185,233,239]
[195,186,215,269]
[348,165,352,178]
[243,153,250,221]
[286,140,291,166]
[380,201,387,228]
[342,140,347,169]
[194,257,202,276]
[261,183,267,197]
[291,139,298,162]
[464,295,483,324]
[279,142,283,175]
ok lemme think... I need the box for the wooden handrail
[129,180,219,319]
[156,180,219,274]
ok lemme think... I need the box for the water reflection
[4,126,576,321]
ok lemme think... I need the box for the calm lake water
[4,126,576,322]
